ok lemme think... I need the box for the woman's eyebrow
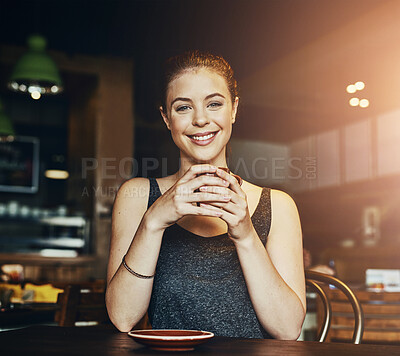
[170,93,225,106]
[171,97,192,106]
[204,93,225,100]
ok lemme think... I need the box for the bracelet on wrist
[122,255,155,279]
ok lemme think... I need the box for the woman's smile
[187,130,219,146]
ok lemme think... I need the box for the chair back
[305,270,364,344]
[55,284,109,327]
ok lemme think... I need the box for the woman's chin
[185,149,225,164]
[187,156,214,164]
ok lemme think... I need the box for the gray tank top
[147,178,272,338]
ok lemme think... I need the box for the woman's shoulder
[112,178,151,226]
[241,180,296,206]
[243,181,298,217]
[116,177,150,201]
[112,178,152,215]
[241,180,264,195]
[240,181,270,217]
[269,189,300,236]
[270,188,295,203]
[116,174,176,200]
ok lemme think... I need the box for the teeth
[192,133,216,141]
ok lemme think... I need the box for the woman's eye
[176,105,191,112]
[208,102,222,109]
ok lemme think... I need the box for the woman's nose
[192,109,209,127]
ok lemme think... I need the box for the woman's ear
[232,97,239,124]
[160,106,171,130]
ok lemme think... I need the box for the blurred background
[0,0,399,288]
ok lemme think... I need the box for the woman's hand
[198,168,254,241]
[145,164,231,231]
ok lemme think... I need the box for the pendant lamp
[0,97,15,136]
[7,34,63,99]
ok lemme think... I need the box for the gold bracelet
[122,255,155,279]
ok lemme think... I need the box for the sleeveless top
[147,177,273,338]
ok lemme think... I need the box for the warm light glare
[355,81,365,90]
[346,84,356,93]
[349,97,360,107]
[44,169,69,179]
[359,99,369,108]
[31,91,41,100]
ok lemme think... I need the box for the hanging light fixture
[7,34,63,99]
[0,97,15,136]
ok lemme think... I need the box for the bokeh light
[355,81,365,90]
[359,99,369,108]
[346,84,356,93]
[31,91,41,100]
[349,97,360,106]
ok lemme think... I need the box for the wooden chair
[55,284,109,327]
[305,270,364,344]
[321,287,400,344]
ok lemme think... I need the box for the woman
[106,51,306,339]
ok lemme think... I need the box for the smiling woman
[160,66,238,165]
[105,51,306,340]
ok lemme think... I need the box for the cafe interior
[1,0,400,350]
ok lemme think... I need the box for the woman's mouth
[187,131,219,146]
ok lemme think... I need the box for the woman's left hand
[198,168,254,241]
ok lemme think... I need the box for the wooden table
[1,325,400,355]
[0,303,57,330]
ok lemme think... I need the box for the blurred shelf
[0,237,85,248]
[0,215,90,256]
[0,216,86,227]
[0,253,96,265]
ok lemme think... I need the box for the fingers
[199,195,248,218]
[180,164,217,183]
[201,201,236,214]
[177,164,229,193]
[185,203,223,218]
[214,168,244,196]
[198,185,240,206]
[190,174,230,192]
[178,165,243,195]
[177,174,230,196]
[186,191,232,204]
[199,203,237,226]
[173,165,248,222]
[198,186,248,220]
[198,185,230,195]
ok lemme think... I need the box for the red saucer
[128,329,214,351]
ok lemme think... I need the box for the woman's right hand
[145,164,231,231]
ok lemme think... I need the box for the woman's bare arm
[106,178,165,332]
[234,189,306,340]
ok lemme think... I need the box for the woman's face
[161,68,239,164]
